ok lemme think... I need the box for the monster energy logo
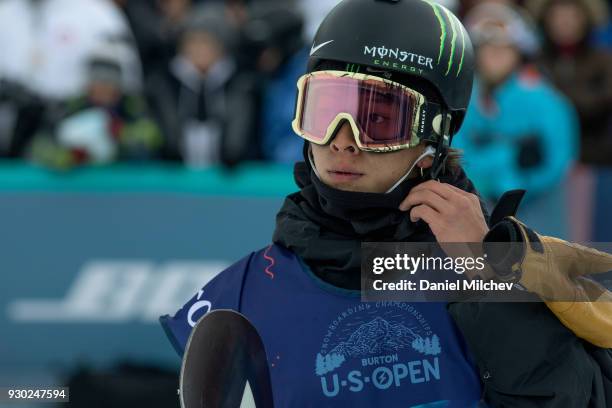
[422,0,466,77]
[363,46,434,70]
[360,2,466,77]
[345,63,361,73]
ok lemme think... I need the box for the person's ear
[417,156,433,169]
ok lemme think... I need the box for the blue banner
[0,163,295,385]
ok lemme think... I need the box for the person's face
[476,43,520,84]
[310,122,432,193]
[225,0,248,27]
[159,0,191,23]
[257,47,282,74]
[87,81,121,107]
[544,2,589,46]
[181,31,224,73]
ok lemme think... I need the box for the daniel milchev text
[370,254,515,292]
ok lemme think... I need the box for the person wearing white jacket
[0,0,141,101]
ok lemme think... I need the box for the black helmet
[308,0,474,138]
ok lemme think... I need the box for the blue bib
[161,244,482,407]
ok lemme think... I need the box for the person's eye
[369,113,388,124]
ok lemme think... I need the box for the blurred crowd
[0,0,610,194]
[455,0,612,205]
[0,0,323,168]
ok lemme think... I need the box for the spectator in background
[454,2,578,236]
[239,3,308,164]
[0,0,141,159]
[0,0,140,101]
[591,0,612,49]
[527,0,612,166]
[593,20,612,49]
[115,0,192,80]
[0,79,45,158]
[28,47,162,170]
[225,0,254,29]
[297,0,340,40]
[147,4,260,167]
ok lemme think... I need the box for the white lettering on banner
[6,260,227,323]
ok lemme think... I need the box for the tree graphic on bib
[316,316,441,375]
[314,304,444,398]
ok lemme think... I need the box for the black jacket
[448,301,611,407]
[448,192,612,407]
[275,163,612,407]
[146,57,261,165]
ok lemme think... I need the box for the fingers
[409,204,439,225]
[399,188,452,213]
[404,180,481,213]
[402,179,489,242]
[412,179,479,201]
[442,181,483,206]
[410,180,455,200]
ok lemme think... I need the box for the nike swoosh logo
[310,40,334,56]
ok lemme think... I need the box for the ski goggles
[292,70,435,152]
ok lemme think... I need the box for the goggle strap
[430,111,451,180]
[416,102,444,143]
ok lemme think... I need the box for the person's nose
[330,121,359,155]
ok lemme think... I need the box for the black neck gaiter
[272,161,438,289]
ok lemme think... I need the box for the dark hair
[445,148,463,176]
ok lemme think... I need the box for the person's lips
[327,167,364,182]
